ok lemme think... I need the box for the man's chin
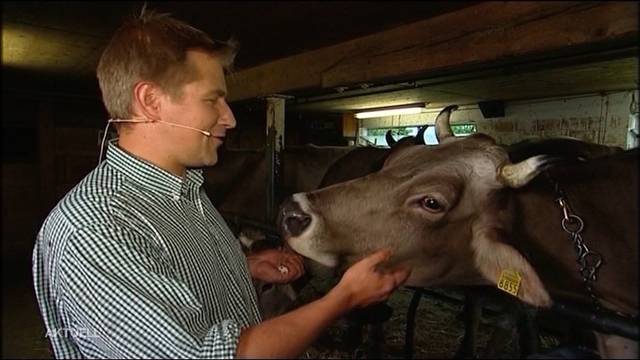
[203,157,218,167]
[204,146,220,165]
[191,154,218,168]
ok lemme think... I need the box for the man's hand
[330,248,412,309]
[236,248,410,359]
[247,248,305,284]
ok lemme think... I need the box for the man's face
[159,50,236,168]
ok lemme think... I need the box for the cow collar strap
[544,172,604,312]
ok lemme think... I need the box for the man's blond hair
[97,6,237,120]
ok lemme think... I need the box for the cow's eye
[421,197,443,212]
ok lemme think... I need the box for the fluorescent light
[355,104,425,119]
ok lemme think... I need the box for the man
[33,8,411,359]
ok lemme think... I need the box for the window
[359,124,476,147]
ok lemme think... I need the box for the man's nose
[220,99,236,129]
[278,196,311,238]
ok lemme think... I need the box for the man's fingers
[281,262,300,280]
[277,255,305,282]
[282,256,301,275]
[290,261,304,278]
[284,253,303,270]
[361,248,393,267]
[286,253,305,276]
[392,266,412,286]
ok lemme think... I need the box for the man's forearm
[236,286,352,358]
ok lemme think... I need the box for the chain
[552,181,603,310]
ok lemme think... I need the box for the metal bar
[549,300,639,340]
[518,308,540,356]
[406,287,639,341]
[456,291,481,358]
[404,289,423,359]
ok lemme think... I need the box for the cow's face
[279,106,553,308]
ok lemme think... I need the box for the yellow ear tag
[497,269,522,296]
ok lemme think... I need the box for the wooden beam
[291,56,638,112]
[227,1,638,102]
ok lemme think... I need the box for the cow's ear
[471,225,552,308]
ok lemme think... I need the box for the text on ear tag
[497,269,522,296]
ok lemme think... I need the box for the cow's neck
[513,168,638,317]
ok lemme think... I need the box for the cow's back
[319,147,390,187]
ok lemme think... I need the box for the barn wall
[360,90,638,148]
[2,93,106,284]
[1,163,40,273]
[225,102,347,150]
[226,101,267,149]
[476,91,637,147]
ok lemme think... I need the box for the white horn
[435,105,458,142]
[499,155,551,188]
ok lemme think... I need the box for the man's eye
[421,197,443,212]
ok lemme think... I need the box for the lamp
[355,103,426,119]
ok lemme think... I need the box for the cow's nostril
[278,196,312,237]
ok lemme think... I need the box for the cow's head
[278,105,554,308]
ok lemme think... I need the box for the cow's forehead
[387,137,506,169]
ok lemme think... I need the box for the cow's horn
[385,130,397,147]
[414,124,429,145]
[499,155,553,188]
[435,105,458,142]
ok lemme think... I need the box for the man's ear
[132,81,162,121]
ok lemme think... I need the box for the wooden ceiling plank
[227,1,638,102]
[291,57,638,112]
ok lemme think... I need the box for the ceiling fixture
[355,103,426,119]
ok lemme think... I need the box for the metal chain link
[554,189,603,310]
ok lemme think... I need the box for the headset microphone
[156,121,211,137]
[98,118,212,164]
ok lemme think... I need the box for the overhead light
[355,103,426,119]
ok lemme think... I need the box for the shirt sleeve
[56,223,242,359]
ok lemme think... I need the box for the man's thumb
[365,248,393,266]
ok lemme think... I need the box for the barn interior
[2,1,638,358]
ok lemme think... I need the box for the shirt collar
[105,140,204,199]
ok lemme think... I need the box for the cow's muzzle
[278,195,312,238]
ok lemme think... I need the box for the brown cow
[204,144,355,222]
[202,144,359,322]
[279,106,638,358]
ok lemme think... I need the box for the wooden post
[342,112,358,145]
[265,96,286,222]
